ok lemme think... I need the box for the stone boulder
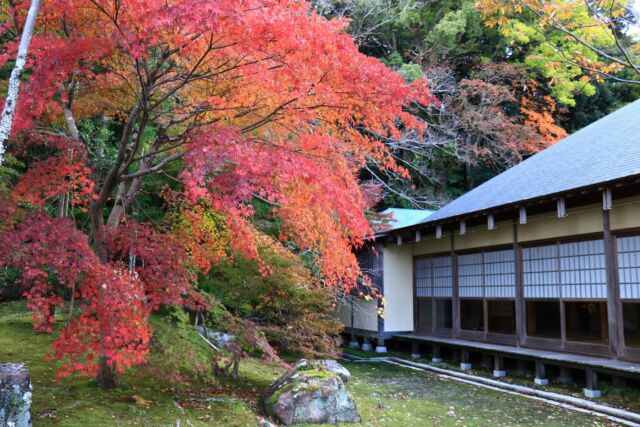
[263,363,360,426]
[0,363,32,427]
[196,326,235,348]
[294,359,351,383]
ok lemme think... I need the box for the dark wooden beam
[494,355,506,377]
[534,361,548,385]
[451,232,460,338]
[584,368,601,398]
[514,222,525,347]
[432,345,442,363]
[603,209,622,358]
[411,342,421,358]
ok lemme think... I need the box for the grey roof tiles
[421,99,640,225]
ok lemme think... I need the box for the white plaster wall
[611,195,640,231]
[334,295,378,332]
[519,203,602,242]
[382,243,414,332]
[335,299,352,327]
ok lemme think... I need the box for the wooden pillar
[411,342,421,359]
[534,361,548,385]
[513,223,525,347]
[557,366,572,385]
[584,368,601,398]
[349,297,360,349]
[483,299,489,340]
[493,355,506,377]
[376,245,387,354]
[361,336,372,352]
[482,353,492,370]
[516,359,528,376]
[557,241,567,350]
[612,376,626,391]
[431,296,436,336]
[451,232,460,337]
[432,345,442,363]
[460,349,471,370]
[603,209,622,358]
[376,306,387,353]
[413,250,418,334]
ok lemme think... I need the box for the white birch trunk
[0,0,42,165]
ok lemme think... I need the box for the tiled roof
[422,99,640,225]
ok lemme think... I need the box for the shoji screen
[523,239,607,299]
[617,235,640,300]
[458,252,483,298]
[432,256,453,298]
[415,258,433,298]
[458,249,516,298]
[415,256,452,298]
[523,244,560,298]
[484,249,516,298]
[559,240,606,299]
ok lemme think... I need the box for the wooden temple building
[338,98,640,397]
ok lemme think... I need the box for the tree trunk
[106,184,126,231]
[90,202,108,262]
[89,201,121,389]
[0,0,42,165]
[96,355,118,389]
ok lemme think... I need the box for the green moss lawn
[0,302,619,426]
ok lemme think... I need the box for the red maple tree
[0,0,434,387]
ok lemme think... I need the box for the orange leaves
[0,0,438,380]
[520,93,567,145]
[180,124,376,289]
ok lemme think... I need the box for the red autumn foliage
[0,0,435,384]
[49,268,151,378]
[107,220,198,310]
[12,137,95,209]
[0,211,151,377]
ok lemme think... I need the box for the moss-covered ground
[343,346,640,414]
[0,301,280,426]
[0,302,623,426]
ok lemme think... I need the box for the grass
[343,346,640,414]
[0,301,281,426]
[0,302,625,426]
[339,362,615,427]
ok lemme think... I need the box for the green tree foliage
[316,0,640,206]
[199,233,343,359]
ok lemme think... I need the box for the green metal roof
[375,208,434,234]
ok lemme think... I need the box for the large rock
[196,326,235,348]
[263,363,360,426]
[0,363,32,427]
[294,359,351,383]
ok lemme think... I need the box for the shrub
[200,233,342,359]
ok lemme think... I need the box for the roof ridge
[420,98,640,225]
